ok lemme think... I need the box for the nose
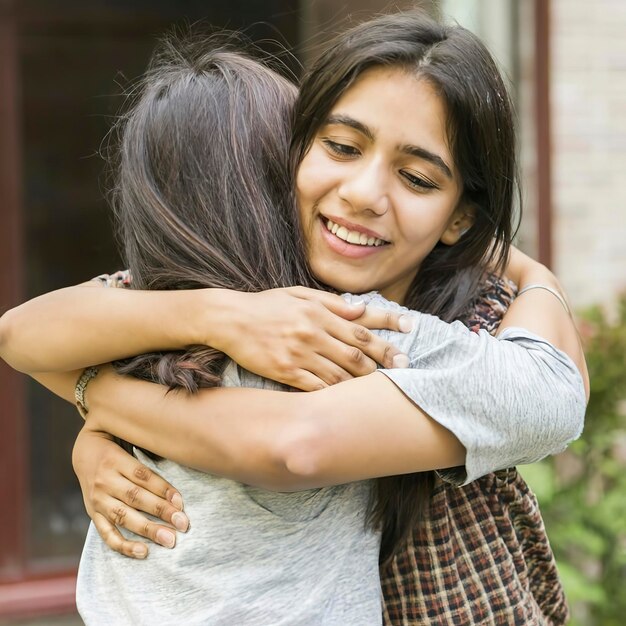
[337,157,390,216]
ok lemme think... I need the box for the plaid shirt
[381,276,568,625]
[96,271,567,624]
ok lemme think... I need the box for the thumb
[337,295,367,320]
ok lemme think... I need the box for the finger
[288,287,366,321]
[102,496,179,549]
[356,306,415,333]
[114,452,185,511]
[300,355,354,387]
[91,511,149,559]
[109,474,189,531]
[285,368,330,392]
[317,334,380,375]
[321,319,408,371]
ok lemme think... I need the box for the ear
[440,203,476,246]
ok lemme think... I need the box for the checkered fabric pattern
[380,275,568,625]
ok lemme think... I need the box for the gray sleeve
[343,293,586,485]
[381,317,586,485]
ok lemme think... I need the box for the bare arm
[0,283,409,389]
[500,247,589,397]
[68,291,585,489]
[33,367,464,491]
[0,282,207,373]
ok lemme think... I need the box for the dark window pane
[19,1,298,569]
[21,30,150,567]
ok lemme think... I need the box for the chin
[313,267,374,295]
[306,235,367,292]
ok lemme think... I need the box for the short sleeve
[434,273,518,484]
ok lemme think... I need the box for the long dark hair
[110,35,314,423]
[290,11,521,564]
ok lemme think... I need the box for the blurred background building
[1,0,624,623]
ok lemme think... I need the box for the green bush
[521,295,626,626]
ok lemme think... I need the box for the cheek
[295,150,318,200]
[396,212,441,250]
[399,198,459,248]
[295,170,310,222]
[295,167,319,251]
[296,177,314,229]
[296,145,337,206]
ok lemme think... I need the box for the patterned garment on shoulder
[381,273,568,626]
[92,270,132,289]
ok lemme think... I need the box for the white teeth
[325,219,386,247]
[336,225,349,240]
[326,219,340,235]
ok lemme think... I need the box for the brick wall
[551,0,626,310]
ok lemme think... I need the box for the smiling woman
[297,67,471,302]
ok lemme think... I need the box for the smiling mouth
[323,218,389,247]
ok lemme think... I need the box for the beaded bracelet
[75,366,100,420]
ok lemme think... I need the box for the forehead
[327,66,454,169]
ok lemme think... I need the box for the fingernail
[172,511,189,532]
[398,315,414,333]
[132,545,148,559]
[350,298,365,307]
[392,354,410,368]
[156,528,176,548]
[170,492,184,510]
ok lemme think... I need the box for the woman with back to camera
[0,11,587,624]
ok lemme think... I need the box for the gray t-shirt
[77,361,382,626]
[76,292,586,625]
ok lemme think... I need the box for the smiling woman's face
[296,66,473,304]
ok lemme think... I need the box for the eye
[400,170,438,192]
[321,139,360,159]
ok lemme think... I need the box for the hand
[72,426,189,558]
[216,286,412,391]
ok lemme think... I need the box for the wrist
[75,366,100,419]
[192,288,248,354]
[84,365,117,426]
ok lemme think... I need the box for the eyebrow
[324,114,453,180]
